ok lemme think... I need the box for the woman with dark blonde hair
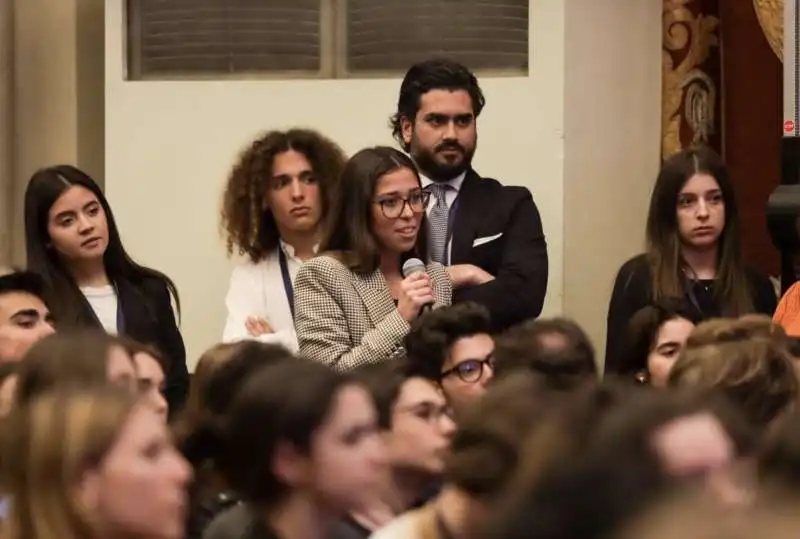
[15,330,138,405]
[220,129,346,351]
[605,147,776,374]
[293,147,488,371]
[1,386,191,539]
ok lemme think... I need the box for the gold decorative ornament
[661,1,720,159]
[753,0,783,61]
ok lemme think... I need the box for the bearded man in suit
[390,59,549,331]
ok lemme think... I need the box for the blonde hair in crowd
[0,387,137,539]
[669,316,799,429]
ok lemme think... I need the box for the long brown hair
[645,146,753,315]
[320,146,429,273]
[1,387,138,539]
[220,129,347,264]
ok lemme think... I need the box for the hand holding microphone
[398,258,435,322]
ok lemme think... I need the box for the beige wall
[562,0,663,367]
[8,0,104,265]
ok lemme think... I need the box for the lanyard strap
[278,248,295,320]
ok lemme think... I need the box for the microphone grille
[402,258,426,278]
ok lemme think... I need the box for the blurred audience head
[184,341,243,424]
[493,317,597,391]
[122,339,169,421]
[355,361,456,479]
[178,341,294,465]
[0,362,18,418]
[757,409,800,494]
[15,330,137,406]
[485,388,754,539]
[200,359,385,516]
[0,268,54,363]
[444,372,560,517]
[405,302,494,418]
[2,386,191,539]
[668,316,798,434]
[612,488,794,539]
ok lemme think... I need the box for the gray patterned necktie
[426,183,451,264]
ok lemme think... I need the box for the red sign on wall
[785,120,795,133]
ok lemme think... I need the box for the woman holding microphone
[293,146,490,371]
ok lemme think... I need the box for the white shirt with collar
[420,171,466,265]
[222,240,317,352]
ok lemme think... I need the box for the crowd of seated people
[3,57,800,539]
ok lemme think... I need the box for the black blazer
[78,277,189,413]
[449,170,549,330]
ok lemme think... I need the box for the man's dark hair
[405,302,493,382]
[494,317,597,390]
[0,269,45,301]
[446,372,556,499]
[390,59,486,151]
[352,361,412,429]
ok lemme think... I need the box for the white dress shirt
[420,171,466,265]
[222,240,316,352]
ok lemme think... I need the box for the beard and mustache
[410,135,476,183]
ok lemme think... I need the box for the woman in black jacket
[605,147,776,374]
[23,164,189,414]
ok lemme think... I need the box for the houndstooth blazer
[294,255,452,371]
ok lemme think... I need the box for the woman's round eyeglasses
[375,190,431,219]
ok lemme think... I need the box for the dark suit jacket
[77,277,189,413]
[449,170,548,330]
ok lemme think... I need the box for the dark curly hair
[390,58,486,152]
[404,302,492,382]
[220,129,347,263]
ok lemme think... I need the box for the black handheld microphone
[401,258,434,313]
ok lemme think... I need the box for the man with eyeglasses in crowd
[405,302,495,421]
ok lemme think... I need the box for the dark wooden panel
[719,1,781,276]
